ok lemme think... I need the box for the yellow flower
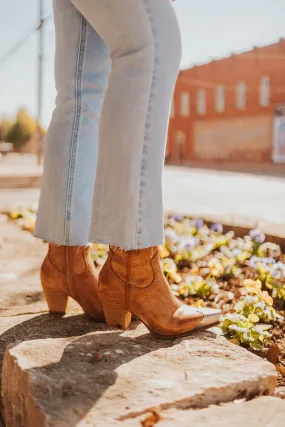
[243,279,273,306]
[260,291,273,306]
[208,258,224,276]
[158,245,170,259]
[162,259,182,283]
[168,271,182,283]
[190,265,199,275]
[178,285,188,296]
[244,279,262,293]
[192,299,205,308]
[173,222,184,234]
[248,313,259,323]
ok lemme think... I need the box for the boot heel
[42,283,68,314]
[100,294,132,330]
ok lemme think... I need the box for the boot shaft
[109,246,160,288]
[42,244,104,319]
[99,245,217,336]
[48,244,90,276]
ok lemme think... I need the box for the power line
[0,27,36,65]
[0,12,53,66]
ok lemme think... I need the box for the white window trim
[175,130,186,145]
[236,80,247,110]
[216,85,225,113]
[260,76,270,107]
[197,89,206,115]
[180,91,190,117]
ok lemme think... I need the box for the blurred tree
[0,118,13,142]
[6,109,37,151]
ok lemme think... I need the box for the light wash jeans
[35,0,181,250]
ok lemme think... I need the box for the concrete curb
[0,175,41,189]
[166,210,285,249]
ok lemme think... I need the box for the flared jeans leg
[35,0,182,250]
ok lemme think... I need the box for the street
[1,165,285,229]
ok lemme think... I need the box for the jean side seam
[135,0,158,248]
[63,15,87,244]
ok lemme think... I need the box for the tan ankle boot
[41,244,105,320]
[99,246,221,338]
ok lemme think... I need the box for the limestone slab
[154,396,285,427]
[1,323,277,427]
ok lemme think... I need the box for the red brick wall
[167,39,285,165]
[194,116,272,162]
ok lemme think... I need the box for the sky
[0,0,285,127]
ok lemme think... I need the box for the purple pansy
[249,229,265,244]
[270,262,285,279]
[171,214,184,222]
[193,218,204,230]
[211,223,223,233]
[178,236,199,250]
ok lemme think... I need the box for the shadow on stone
[1,313,220,426]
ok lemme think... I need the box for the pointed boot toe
[195,307,221,327]
[172,305,221,334]
[99,246,221,338]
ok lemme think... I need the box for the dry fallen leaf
[277,364,285,376]
[266,343,280,364]
[140,408,161,427]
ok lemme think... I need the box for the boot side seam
[46,252,65,276]
[70,247,89,276]
[109,251,128,285]
[128,249,159,289]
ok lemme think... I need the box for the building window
[174,130,186,145]
[260,76,270,107]
[197,89,206,115]
[174,130,186,163]
[180,91,190,117]
[236,81,247,110]
[170,100,175,118]
[216,85,225,113]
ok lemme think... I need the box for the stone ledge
[1,320,277,427]
[131,396,285,427]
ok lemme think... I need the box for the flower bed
[6,209,285,385]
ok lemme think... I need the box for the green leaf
[250,342,264,352]
[248,314,259,323]
[257,324,272,331]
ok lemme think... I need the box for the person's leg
[34,0,110,318]
[71,0,182,250]
[69,0,221,335]
[34,0,110,245]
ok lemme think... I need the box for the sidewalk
[0,154,42,188]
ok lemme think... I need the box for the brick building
[167,39,285,168]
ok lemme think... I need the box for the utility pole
[36,0,44,165]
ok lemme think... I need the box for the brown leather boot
[41,244,105,320]
[99,246,221,338]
